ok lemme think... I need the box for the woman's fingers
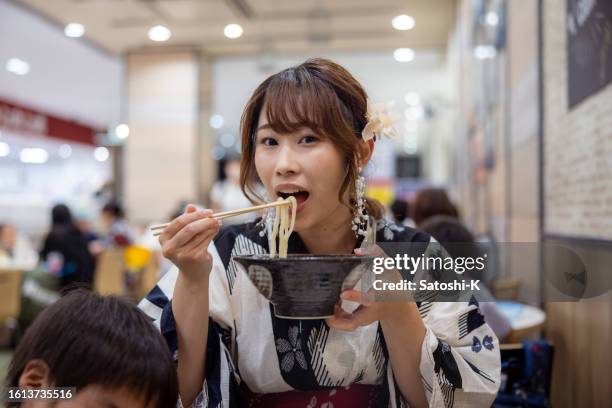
[167,217,220,249]
[326,304,377,331]
[182,227,219,257]
[160,207,213,240]
[340,289,374,306]
[354,244,387,257]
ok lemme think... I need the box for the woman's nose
[274,145,300,176]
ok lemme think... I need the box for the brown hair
[239,58,384,219]
[411,188,459,226]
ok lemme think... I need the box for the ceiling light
[58,144,72,159]
[392,15,415,31]
[0,142,10,157]
[209,114,224,129]
[94,147,110,162]
[393,48,415,62]
[115,123,130,140]
[404,106,424,120]
[20,148,48,164]
[474,45,497,59]
[64,23,85,38]
[404,92,421,106]
[485,11,499,26]
[6,58,30,75]
[148,25,171,42]
[220,133,235,147]
[224,24,243,39]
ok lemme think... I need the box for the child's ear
[18,359,52,388]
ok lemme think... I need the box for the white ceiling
[15,0,457,55]
[0,0,122,129]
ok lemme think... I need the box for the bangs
[262,67,357,138]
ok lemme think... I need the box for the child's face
[254,106,351,232]
[22,385,152,408]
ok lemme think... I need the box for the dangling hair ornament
[352,170,368,236]
[361,100,399,142]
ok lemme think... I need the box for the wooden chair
[0,269,23,321]
[93,249,126,296]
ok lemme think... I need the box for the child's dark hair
[5,289,178,408]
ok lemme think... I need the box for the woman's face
[254,106,351,232]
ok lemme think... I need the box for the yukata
[139,219,500,407]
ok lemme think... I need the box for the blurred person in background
[419,215,512,340]
[389,198,415,227]
[0,223,38,269]
[40,204,96,289]
[411,187,459,226]
[101,201,133,247]
[75,210,104,257]
[210,155,257,225]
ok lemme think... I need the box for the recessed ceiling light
[392,15,416,31]
[209,114,224,129]
[474,45,497,59]
[64,23,85,38]
[404,106,424,120]
[485,11,499,26]
[6,58,30,75]
[115,124,130,140]
[224,24,243,39]
[220,133,235,147]
[94,147,110,162]
[58,144,72,159]
[393,48,415,62]
[0,142,10,157]
[20,148,48,164]
[148,25,171,42]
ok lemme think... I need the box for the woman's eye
[299,135,319,144]
[260,137,278,146]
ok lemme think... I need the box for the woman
[40,204,96,288]
[140,59,500,407]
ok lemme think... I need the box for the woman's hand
[326,245,412,331]
[325,288,413,331]
[159,204,222,284]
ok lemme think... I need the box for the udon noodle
[269,196,297,258]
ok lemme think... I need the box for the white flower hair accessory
[361,100,399,142]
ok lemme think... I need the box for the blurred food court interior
[0,0,611,406]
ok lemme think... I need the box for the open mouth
[277,190,310,209]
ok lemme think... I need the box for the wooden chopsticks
[150,199,291,237]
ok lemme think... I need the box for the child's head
[239,58,384,232]
[5,289,177,408]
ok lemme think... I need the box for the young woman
[140,59,500,407]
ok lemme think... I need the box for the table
[497,301,546,342]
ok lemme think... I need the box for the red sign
[0,99,97,145]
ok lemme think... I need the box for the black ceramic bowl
[232,254,374,319]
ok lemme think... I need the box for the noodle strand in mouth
[269,196,297,258]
